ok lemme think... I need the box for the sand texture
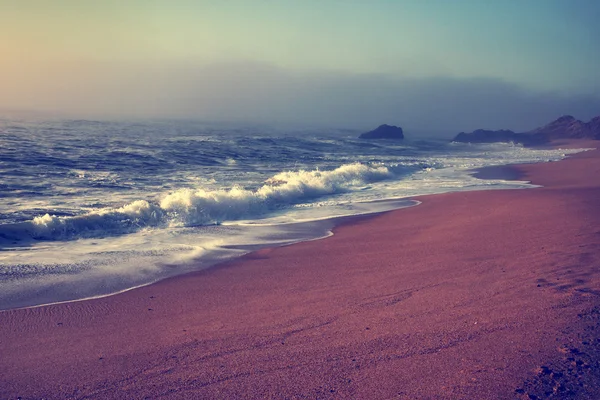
[1,141,600,399]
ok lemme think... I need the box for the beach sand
[1,141,600,399]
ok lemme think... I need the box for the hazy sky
[1,0,599,133]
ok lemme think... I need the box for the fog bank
[2,60,598,136]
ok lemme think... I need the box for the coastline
[1,140,599,398]
[1,146,575,312]
[0,197,420,312]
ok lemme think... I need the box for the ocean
[0,118,586,309]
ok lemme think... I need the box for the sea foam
[2,162,396,241]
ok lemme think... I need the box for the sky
[1,0,599,134]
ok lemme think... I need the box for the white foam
[1,162,398,241]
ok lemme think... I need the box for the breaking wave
[0,162,399,242]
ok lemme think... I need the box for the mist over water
[3,62,600,135]
[0,118,589,309]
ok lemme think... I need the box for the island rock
[359,124,404,140]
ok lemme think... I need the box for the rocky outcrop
[359,124,404,140]
[588,116,600,138]
[453,129,549,146]
[453,115,600,145]
[529,115,600,139]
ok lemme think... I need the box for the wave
[0,162,403,242]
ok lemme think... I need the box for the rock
[452,129,549,146]
[587,116,600,139]
[359,124,404,140]
[452,114,600,145]
[529,115,600,139]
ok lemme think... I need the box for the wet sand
[1,141,600,399]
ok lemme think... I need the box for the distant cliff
[453,115,600,145]
[359,124,404,140]
[529,115,600,139]
[453,129,549,146]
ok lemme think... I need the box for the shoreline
[0,198,419,312]
[471,164,528,181]
[1,143,580,312]
[1,140,599,398]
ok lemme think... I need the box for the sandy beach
[1,141,600,399]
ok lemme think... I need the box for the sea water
[0,117,587,309]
